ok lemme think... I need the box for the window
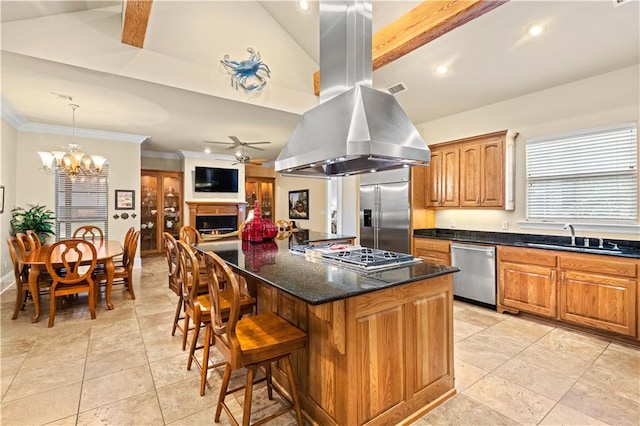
[526,122,637,222]
[55,165,109,239]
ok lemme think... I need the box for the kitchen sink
[516,242,623,255]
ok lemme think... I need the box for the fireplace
[186,201,246,237]
[195,215,237,234]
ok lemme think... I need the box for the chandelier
[37,104,107,180]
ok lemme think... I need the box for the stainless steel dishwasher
[450,243,496,306]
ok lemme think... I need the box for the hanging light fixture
[37,104,107,180]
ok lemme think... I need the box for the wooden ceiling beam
[313,0,508,96]
[121,0,153,48]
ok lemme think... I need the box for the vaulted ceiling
[2,1,638,164]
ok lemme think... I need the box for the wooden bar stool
[176,242,255,396]
[203,251,308,425]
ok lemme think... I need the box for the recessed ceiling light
[527,24,545,37]
[204,147,211,154]
[298,0,310,12]
[435,65,449,75]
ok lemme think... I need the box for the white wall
[1,119,18,279]
[419,65,640,241]
[276,175,327,232]
[15,132,142,246]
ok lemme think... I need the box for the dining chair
[7,236,51,320]
[25,230,43,250]
[46,239,98,327]
[163,232,185,336]
[72,225,105,241]
[179,225,202,246]
[15,233,34,254]
[177,241,255,396]
[203,251,307,424]
[113,226,135,267]
[95,229,139,299]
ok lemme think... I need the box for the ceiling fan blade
[204,140,234,145]
[228,136,242,144]
[244,141,271,145]
[244,145,265,151]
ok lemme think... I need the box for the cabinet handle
[551,270,556,283]
[560,271,565,285]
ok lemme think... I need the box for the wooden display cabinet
[245,177,275,220]
[140,170,183,255]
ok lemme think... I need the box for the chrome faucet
[563,223,576,246]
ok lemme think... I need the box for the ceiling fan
[204,135,271,151]
[232,151,267,166]
[204,136,270,166]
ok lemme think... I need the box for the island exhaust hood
[275,0,430,177]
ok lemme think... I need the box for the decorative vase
[248,201,263,243]
[262,219,278,240]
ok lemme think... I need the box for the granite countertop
[287,230,355,246]
[414,228,640,259]
[196,237,458,306]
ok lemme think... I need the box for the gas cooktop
[321,247,417,270]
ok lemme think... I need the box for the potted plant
[10,204,56,244]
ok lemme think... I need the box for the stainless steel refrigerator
[359,168,411,253]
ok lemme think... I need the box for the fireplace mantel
[186,201,247,231]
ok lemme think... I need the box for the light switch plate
[502,220,509,230]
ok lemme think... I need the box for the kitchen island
[197,236,459,425]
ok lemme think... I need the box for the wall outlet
[502,220,509,230]
[450,219,456,228]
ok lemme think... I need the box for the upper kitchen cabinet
[140,170,183,255]
[427,130,517,210]
[426,147,459,208]
[245,176,275,220]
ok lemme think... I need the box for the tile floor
[1,255,639,425]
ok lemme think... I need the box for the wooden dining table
[22,239,124,323]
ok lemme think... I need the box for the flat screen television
[194,166,239,193]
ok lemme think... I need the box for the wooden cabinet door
[246,177,275,220]
[141,170,183,255]
[460,138,504,208]
[498,261,557,318]
[356,306,405,424]
[480,138,504,207]
[141,173,160,255]
[459,144,481,207]
[425,150,442,207]
[559,270,637,336]
[441,148,459,207]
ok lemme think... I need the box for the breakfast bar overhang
[197,235,459,425]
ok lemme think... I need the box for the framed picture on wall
[115,189,135,210]
[289,189,309,219]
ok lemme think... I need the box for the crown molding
[1,95,148,143]
[1,95,28,128]
[141,150,181,160]
[19,122,148,144]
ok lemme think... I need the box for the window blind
[526,122,637,221]
[55,165,109,239]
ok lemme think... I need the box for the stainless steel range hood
[275,0,430,177]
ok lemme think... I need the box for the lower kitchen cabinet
[497,246,557,318]
[497,245,639,338]
[559,254,637,337]
[413,238,451,266]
